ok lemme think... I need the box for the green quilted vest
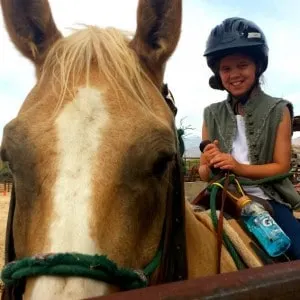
[203,87,300,210]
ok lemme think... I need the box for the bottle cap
[236,195,252,209]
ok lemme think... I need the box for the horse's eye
[152,152,175,177]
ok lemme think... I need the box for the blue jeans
[270,200,300,260]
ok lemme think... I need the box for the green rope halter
[1,250,161,290]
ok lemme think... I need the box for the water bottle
[240,199,291,257]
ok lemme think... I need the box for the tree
[177,117,195,157]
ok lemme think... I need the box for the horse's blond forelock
[39,25,157,115]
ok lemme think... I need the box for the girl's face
[219,54,256,97]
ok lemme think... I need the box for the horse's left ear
[130,0,182,84]
[1,0,62,64]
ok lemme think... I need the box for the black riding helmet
[203,17,269,91]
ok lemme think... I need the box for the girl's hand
[210,153,242,173]
[202,140,221,166]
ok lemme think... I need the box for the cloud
[1,0,300,142]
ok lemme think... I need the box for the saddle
[191,173,290,269]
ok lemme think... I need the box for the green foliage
[0,161,12,181]
[183,158,199,174]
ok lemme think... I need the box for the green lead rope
[1,250,162,290]
[238,172,293,185]
[208,172,292,188]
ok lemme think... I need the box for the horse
[0,0,267,299]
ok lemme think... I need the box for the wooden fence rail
[88,260,300,300]
[0,182,12,194]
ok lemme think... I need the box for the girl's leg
[270,200,300,260]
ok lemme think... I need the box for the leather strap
[216,172,229,273]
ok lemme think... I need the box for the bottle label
[259,216,274,227]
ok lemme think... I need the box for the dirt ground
[0,193,10,295]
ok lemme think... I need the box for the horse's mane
[39,26,155,114]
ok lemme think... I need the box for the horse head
[0,0,184,299]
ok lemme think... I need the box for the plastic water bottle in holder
[240,199,291,257]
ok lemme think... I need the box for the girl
[199,17,300,260]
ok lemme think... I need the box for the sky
[1,0,300,141]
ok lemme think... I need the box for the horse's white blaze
[29,87,112,299]
[52,86,107,253]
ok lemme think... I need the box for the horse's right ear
[130,0,182,86]
[1,0,62,64]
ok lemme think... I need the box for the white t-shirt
[231,115,270,200]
